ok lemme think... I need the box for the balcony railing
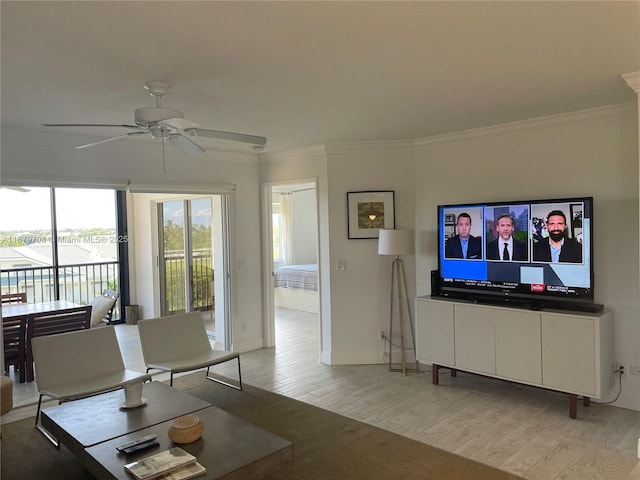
[1,256,214,319]
[1,261,122,319]
[163,253,214,314]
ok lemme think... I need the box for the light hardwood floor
[4,308,639,479]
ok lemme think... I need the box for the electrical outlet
[630,365,640,376]
[615,362,626,375]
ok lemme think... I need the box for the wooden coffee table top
[41,381,211,454]
[85,405,293,480]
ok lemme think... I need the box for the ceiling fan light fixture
[134,107,184,127]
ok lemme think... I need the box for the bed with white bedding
[274,264,319,313]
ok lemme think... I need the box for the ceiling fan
[43,82,267,155]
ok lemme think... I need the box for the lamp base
[387,257,419,376]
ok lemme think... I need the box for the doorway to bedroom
[270,182,319,354]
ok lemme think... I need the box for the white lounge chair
[31,326,151,446]
[137,312,242,390]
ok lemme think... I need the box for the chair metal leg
[34,394,60,448]
[205,356,242,391]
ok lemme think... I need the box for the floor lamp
[378,229,419,375]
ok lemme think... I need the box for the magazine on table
[124,447,204,480]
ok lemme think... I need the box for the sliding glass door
[156,195,228,345]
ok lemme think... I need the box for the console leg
[583,396,590,407]
[432,364,439,385]
[569,394,577,419]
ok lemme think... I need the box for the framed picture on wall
[347,191,395,239]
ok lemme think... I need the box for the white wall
[324,144,416,364]
[1,128,265,353]
[413,103,639,410]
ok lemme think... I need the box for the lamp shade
[377,229,414,256]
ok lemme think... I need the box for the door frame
[128,185,234,350]
[260,177,320,349]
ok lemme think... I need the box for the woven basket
[168,414,204,444]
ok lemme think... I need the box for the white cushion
[90,295,116,327]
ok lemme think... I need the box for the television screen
[437,197,600,311]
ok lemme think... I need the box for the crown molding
[261,140,414,162]
[622,71,640,94]
[324,139,414,154]
[259,144,328,163]
[413,102,637,150]
[260,103,636,159]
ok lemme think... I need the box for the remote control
[121,440,159,455]
[116,434,157,452]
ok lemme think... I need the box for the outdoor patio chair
[31,325,151,446]
[89,289,120,327]
[137,312,242,390]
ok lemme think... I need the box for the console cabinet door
[494,310,542,384]
[416,298,455,366]
[454,304,495,374]
[542,313,596,395]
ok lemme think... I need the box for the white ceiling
[2,1,639,155]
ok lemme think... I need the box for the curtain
[280,193,295,265]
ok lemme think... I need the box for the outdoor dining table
[2,299,82,320]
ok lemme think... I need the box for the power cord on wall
[591,368,623,405]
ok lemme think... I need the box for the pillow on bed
[90,295,116,327]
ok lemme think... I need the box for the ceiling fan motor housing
[134,107,184,127]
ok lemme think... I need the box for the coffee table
[40,381,211,458]
[85,405,294,480]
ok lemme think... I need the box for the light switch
[337,259,346,271]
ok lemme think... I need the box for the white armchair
[31,326,151,446]
[137,312,242,391]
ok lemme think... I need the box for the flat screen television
[436,196,602,312]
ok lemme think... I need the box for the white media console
[415,296,615,418]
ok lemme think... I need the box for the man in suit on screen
[533,210,582,263]
[444,212,482,259]
[486,213,528,261]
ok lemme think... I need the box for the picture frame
[347,191,395,239]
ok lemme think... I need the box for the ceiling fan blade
[183,128,267,146]
[1,186,30,193]
[168,134,205,155]
[44,123,146,131]
[76,131,149,149]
